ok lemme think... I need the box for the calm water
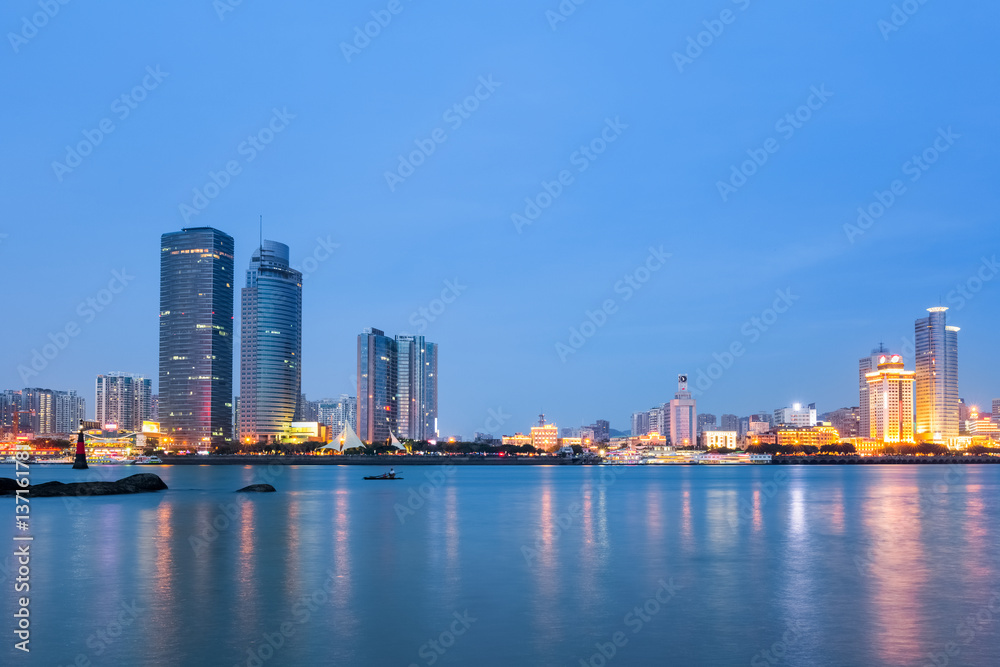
[2,463,999,666]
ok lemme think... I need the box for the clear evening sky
[2,0,998,437]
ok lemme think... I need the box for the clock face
[879,355,888,364]
[891,355,901,363]
[679,375,688,383]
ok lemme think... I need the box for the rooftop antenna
[259,214,263,255]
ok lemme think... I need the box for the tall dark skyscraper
[357,327,397,444]
[159,227,235,448]
[396,335,438,441]
[237,241,302,442]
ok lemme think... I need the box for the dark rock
[0,473,167,497]
[0,478,18,492]
[236,484,276,493]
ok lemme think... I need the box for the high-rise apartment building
[647,406,664,435]
[357,328,397,444]
[95,373,151,432]
[993,399,1000,424]
[697,413,717,434]
[720,414,739,432]
[915,307,959,441]
[21,388,54,436]
[53,390,86,434]
[318,395,357,434]
[827,407,860,440]
[238,241,302,443]
[865,354,915,443]
[631,411,649,437]
[395,335,438,441]
[159,227,235,448]
[664,375,696,446]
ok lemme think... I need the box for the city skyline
[4,4,999,437]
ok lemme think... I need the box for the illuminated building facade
[774,403,817,428]
[865,354,915,443]
[159,227,235,448]
[859,343,891,438]
[700,430,737,449]
[238,241,302,443]
[530,416,558,451]
[665,375,696,446]
[915,307,959,441]
[357,327,397,444]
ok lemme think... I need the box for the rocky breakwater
[0,473,168,497]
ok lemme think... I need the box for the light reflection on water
[2,464,999,665]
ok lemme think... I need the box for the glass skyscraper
[914,306,960,441]
[396,335,438,441]
[159,227,235,448]
[357,328,397,444]
[238,240,302,442]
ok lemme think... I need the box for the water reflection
[862,477,929,665]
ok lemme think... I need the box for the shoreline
[159,455,597,466]
[148,454,1000,466]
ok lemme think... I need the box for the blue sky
[2,0,998,437]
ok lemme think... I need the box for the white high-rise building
[53,390,86,434]
[774,403,817,428]
[96,373,152,432]
[915,307,959,441]
[318,395,357,434]
[865,354,915,443]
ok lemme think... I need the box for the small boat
[363,474,403,480]
[134,455,163,465]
